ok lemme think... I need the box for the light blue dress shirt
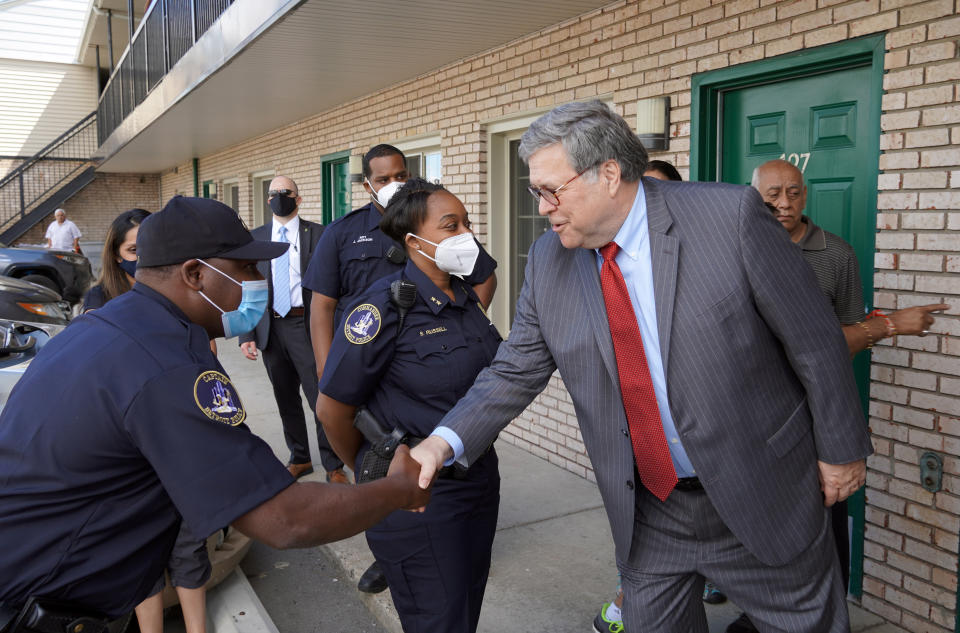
[435,182,694,477]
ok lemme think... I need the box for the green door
[719,63,876,597]
[322,153,352,224]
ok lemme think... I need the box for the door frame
[690,34,885,599]
[321,149,351,225]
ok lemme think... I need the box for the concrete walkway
[219,341,905,633]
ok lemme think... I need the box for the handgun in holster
[353,408,469,483]
[354,408,413,484]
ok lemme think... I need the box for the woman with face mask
[317,179,503,633]
[82,208,151,312]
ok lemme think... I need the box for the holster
[352,408,469,483]
[356,432,418,483]
[5,597,111,633]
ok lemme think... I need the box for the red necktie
[599,242,677,501]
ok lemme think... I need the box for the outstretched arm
[233,445,429,548]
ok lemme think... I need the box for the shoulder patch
[344,303,382,344]
[194,371,246,426]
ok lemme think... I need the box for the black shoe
[726,612,759,633]
[357,561,387,593]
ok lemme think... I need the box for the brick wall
[864,6,960,631]
[18,172,161,247]
[157,1,959,629]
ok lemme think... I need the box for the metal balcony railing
[0,112,98,239]
[97,0,235,146]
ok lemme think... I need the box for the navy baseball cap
[137,196,288,266]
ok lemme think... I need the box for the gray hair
[54,208,66,216]
[518,100,649,182]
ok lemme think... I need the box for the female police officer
[317,179,502,633]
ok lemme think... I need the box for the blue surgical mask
[195,259,268,338]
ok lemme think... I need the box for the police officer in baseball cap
[0,197,429,633]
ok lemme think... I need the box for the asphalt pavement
[186,340,905,633]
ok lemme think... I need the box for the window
[508,139,550,318]
[393,136,442,184]
[251,170,274,227]
[222,179,240,213]
[405,149,443,183]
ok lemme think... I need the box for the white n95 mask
[407,232,479,277]
[368,180,403,209]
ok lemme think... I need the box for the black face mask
[269,195,297,217]
[118,259,137,277]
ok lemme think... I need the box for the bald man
[239,176,347,483]
[753,159,946,356]
[45,208,82,253]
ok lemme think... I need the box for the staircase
[0,112,98,244]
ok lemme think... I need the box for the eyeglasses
[268,188,296,198]
[526,167,590,206]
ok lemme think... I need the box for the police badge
[344,303,382,344]
[194,371,246,425]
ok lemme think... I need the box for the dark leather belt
[674,477,703,492]
[273,307,305,318]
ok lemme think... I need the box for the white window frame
[393,135,443,184]
[251,170,274,228]
[222,177,240,214]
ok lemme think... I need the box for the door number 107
[779,152,810,173]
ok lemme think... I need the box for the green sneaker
[592,602,624,633]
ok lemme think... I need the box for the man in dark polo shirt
[752,159,946,356]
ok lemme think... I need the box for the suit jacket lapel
[644,180,678,375]
[575,248,620,382]
[299,221,312,272]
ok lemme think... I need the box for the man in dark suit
[240,176,346,483]
[411,101,873,632]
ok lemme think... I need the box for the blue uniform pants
[366,450,500,633]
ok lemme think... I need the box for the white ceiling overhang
[95,0,613,173]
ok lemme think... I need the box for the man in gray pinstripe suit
[411,101,873,632]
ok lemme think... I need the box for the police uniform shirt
[0,284,293,617]
[319,259,502,442]
[302,202,497,326]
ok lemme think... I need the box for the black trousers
[261,314,341,471]
[831,499,850,591]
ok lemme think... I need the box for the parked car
[0,276,69,411]
[0,242,93,304]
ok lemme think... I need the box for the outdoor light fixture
[349,154,363,183]
[636,96,670,152]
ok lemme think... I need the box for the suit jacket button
[621,429,629,437]
[626,480,634,490]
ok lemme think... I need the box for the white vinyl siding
[0,0,89,64]
[0,58,97,157]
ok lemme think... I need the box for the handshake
[380,436,456,513]
[354,408,455,512]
